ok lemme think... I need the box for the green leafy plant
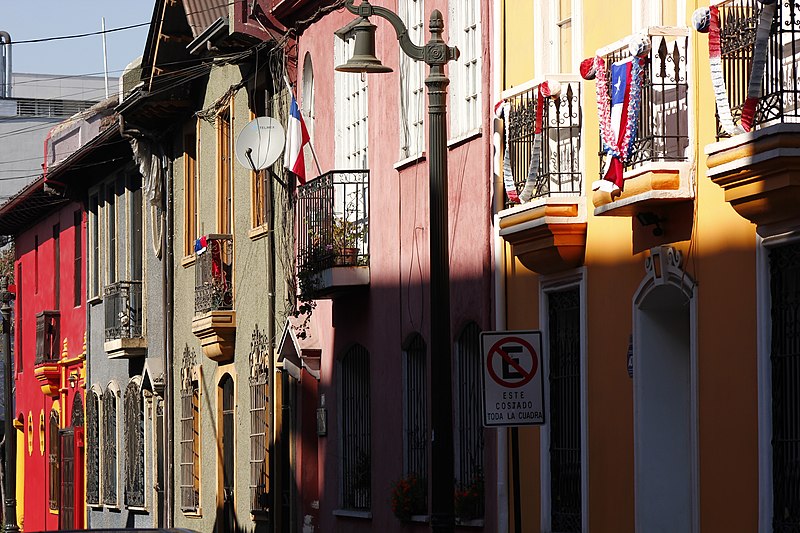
[454,470,484,522]
[390,473,427,522]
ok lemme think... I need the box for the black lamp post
[0,276,18,533]
[336,2,459,531]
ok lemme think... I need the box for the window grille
[221,375,235,510]
[102,387,117,506]
[249,325,270,513]
[340,344,371,511]
[449,0,482,138]
[770,242,800,531]
[454,322,484,517]
[403,334,428,488]
[35,310,59,364]
[49,410,60,510]
[104,281,143,341]
[124,381,145,508]
[335,30,369,169]
[548,288,581,533]
[399,0,426,159]
[86,390,100,505]
[179,345,200,513]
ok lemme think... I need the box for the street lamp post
[336,2,460,531]
[0,276,18,533]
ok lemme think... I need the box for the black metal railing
[35,310,60,364]
[296,170,370,286]
[717,0,800,138]
[505,78,582,207]
[598,29,690,178]
[104,280,143,342]
[195,234,233,314]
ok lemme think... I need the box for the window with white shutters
[399,0,426,159]
[449,0,481,139]
[335,29,369,169]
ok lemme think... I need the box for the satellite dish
[235,117,285,171]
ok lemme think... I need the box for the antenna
[102,17,109,99]
[235,117,285,171]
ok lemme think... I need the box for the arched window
[48,409,60,510]
[403,333,427,485]
[340,344,371,511]
[102,386,118,506]
[124,379,145,507]
[302,52,315,144]
[219,373,236,531]
[86,388,101,505]
[454,322,484,519]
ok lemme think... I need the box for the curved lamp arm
[343,0,459,65]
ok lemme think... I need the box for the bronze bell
[335,17,393,74]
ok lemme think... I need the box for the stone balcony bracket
[192,310,236,363]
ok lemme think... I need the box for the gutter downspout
[267,150,277,531]
[0,32,11,98]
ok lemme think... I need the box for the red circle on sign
[487,336,538,388]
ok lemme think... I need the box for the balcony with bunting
[703,0,800,235]
[590,27,694,219]
[496,76,588,275]
[191,234,236,363]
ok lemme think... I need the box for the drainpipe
[267,141,277,531]
[164,157,174,527]
[0,32,11,98]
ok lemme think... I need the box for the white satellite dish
[235,117,285,171]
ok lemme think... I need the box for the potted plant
[390,473,427,522]
[332,216,365,266]
[454,470,484,523]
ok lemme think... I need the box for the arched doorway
[633,247,697,533]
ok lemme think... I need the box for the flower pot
[337,247,359,266]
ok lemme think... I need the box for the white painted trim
[631,247,698,533]
[539,267,589,533]
[756,235,772,533]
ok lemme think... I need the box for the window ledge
[409,514,430,523]
[181,255,196,268]
[333,509,372,520]
[88,295,102,306]
[182,509,203,518]
[248,225,270,241]
[448,128,482,149]
[456,518,485,528]
[394,151,426,170]
[126,505,147,512]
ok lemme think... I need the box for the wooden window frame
[217,105,233,235]
[184,123,198,259]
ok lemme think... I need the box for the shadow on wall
[212,503,270,533]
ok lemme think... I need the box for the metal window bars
[597,28,690,179]
[86,391,100,506]
[35,310,60,365]
[341,344,371,511]
[102,388,117,506]
[124,382,145,508]
[403,333,428,490]
[179,383,200,513]
[716,0,800,138]
[104,280,143,342]
[194,234,233,314]
[504,77,583,207]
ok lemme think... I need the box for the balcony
[296,170,370,298]
[705,0,800,235]
[192,234,235,363]
[592,27,694,217]
[104,280,145,358]
[497,77,588,274]
[34,310,60,396]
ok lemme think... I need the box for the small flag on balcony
[284,94,310,184]
[593,56,643,194]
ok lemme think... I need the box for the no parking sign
[480,330,545,427]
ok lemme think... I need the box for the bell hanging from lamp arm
[335,16,393,75]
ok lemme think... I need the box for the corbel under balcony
[592,161,694,217]
[498,197,587,275]
[705,123,800,236]
[34,363,61,396]
[192,310,236,363]
[105,337,147,359]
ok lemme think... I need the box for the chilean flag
[284,94,310,184]
[594,58,634,194]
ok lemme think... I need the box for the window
[557,0,572,73]
[129,178,143,282]
[102,386,118,506]
[34,235,39,294]
[217,107,233,235]
[179,351,200,513]
[302,53,316,144]
[454,322,484,518]
[124,380,145,508]
[49,409,60,510]
[249,327,269,513]
[184,127,198,257]
[449,0,481,138]
[106,184,117,285]
[220,374,235,511]
[53,224,60,309]
[86,389,100,506]
[340,344,371,511]
[89,194,100,298]
[16,263,22,373]
[770,243,800,531]
[399,0,426,159]
[403,333,428,511]
[547,288,581,532]
[73,211,82,307]
[335,28,369,169]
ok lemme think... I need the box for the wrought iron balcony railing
[296,170,370,286]
[715,0,800,138]
[35,310,60,365]
[104,280,143,342]
[503,77,583,207]
[598,28,691,178]
[195,234,234,314]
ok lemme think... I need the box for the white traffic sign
[480,330,545,427]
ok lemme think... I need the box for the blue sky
[4,1,157,76]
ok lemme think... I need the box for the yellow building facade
[495,0,799,531]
